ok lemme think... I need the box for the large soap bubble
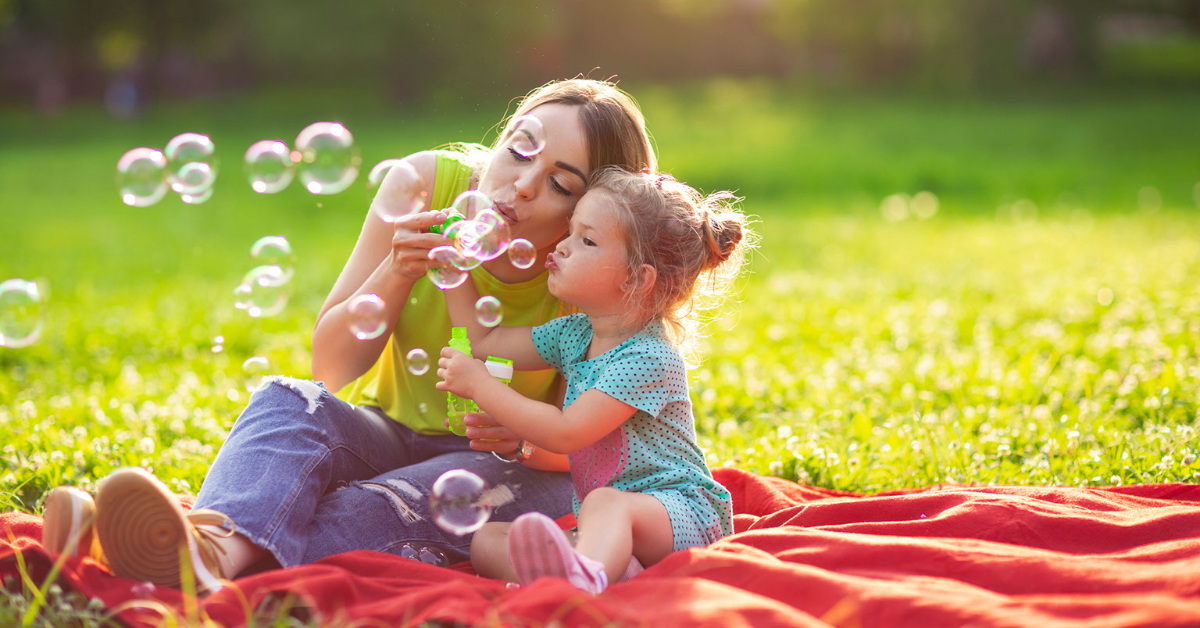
[429,469,493,536]
[244,140,296,194]
[347,293,387,340]
[0,279,44,348]
[369,159,428,223]
[164,132,218,195]
[295,122,361,195]
[509,114,546,158]
[426,246,470,290]
[249,235,296,286]
[234,266,290,318]
[117,147,169,207]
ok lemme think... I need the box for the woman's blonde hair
[589,168,756,356]
[455,78,657,179]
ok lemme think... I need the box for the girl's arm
[312,151,448,391]
[444,276,548,371]
[438,349,637,454]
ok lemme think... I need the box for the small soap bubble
[507,238,537,270]
[131,581,156,598]
[210,335,225,353]
[234,266,290,318]
[249,235,296,286]
[472,209,512,261]
[398,543,419,561]
[911,191,939,219]
[295,121,361,195]
[179,183,214,205]
[427,246,469,290]
[117,147,169,207]
[418,402,428,413]
[369,159,428,223]
[509,114,546,158]
[451,190,494,221]
[475,296,503,327]
[417,546,447,566]
[164,133,217,194]
[430,469,493,536]
[347,293,387,340]
[0,278,44,348]
[241,356,270,392]
[244,140,296,194]
[406,347,430,376]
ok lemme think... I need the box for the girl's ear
[632,264,656,296]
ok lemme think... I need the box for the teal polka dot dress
[532,313,733,551]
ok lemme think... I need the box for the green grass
[1,79,1200,625]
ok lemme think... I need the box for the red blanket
[3,468,1199,627]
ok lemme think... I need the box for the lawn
[2,80,1199,519]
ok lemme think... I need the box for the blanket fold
[3,468,1199,627]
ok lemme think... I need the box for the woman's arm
[312,151,447,391]
[437,348,637,454]
[444,277,548,371]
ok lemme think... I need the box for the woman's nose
[513,169,536,200]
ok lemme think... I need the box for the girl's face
[545,190,631,315]
[477,103,589,274]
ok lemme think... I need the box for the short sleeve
[594,339,688,417]
[531,314,587,374]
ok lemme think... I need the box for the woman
[42,79,657,592]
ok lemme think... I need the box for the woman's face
[477,103,589,257]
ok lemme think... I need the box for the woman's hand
[462,412,523,453]
[388,210,450,282]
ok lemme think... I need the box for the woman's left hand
[462,412,522,453]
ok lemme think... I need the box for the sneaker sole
[95,468,188,589]
[42,487,94,557]
[508,513,577,585]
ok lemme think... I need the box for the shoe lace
[186,509,236,578]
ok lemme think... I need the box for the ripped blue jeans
[192,377,573,567]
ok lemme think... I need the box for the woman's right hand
[387,209,450,282]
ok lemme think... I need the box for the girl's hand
[388,210,449,281]
[435,347,488,398]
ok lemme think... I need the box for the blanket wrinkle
[3,467,1200,627]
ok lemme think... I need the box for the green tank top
[338,148,564,434]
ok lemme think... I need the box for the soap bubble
[418,402,428,413]
[416,546,447,566]
[210,335,225,353]
[179,182,214,205]
[241,356,270,392]
[406,347,430,376]
[451,190,494,221]
[369,159,428,223]
[249,236,296,286]
[130,582,156,598]
[295,121,361,195]
[0,279,44,348]
[347,293,387,340]
[507,238,537,270]
[475,296,503,327]
[473,209,512,261]
[117,147,169,207]
[430,469,492,536]
[398,543,419,561]
[244,140,296,194]
[427,246,469,290]
[509,114,546,158]
[234,266,290,318]
[444,219,487,259]
[164,133,217,194]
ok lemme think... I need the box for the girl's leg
[471,522,515,580]
[573,487,674,584]
[299,449,573,565]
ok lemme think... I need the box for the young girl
[435,168,753,593]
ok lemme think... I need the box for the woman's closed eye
[508,148,574,197]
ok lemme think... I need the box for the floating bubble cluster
[429,469,493,536]
[347,293,387,340]
[423,191,538,288]
[0,278,44,348]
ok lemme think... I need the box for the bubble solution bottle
[446,327,514,436]
[429,210,465,235]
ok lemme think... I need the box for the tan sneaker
[41,486,104,562]
[94,468,235,594]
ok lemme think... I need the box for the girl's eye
[583,237,596,247]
